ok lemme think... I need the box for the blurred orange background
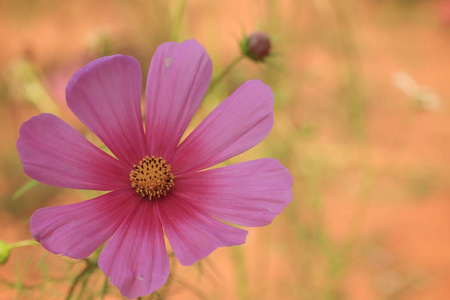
[1,0,450,299]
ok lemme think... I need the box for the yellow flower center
[129,156,174,200]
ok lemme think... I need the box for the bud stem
[209,55,244,91]
[9,239,38,249]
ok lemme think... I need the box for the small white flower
[392,71,442,111]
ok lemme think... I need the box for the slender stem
[65,262,97,300]
[209,55,244,91]
[170,0,187,41]
[76,270,92,300]
[159,255,177,298]
[9,239,38,249]
[232,246,250,300]
[99,276,108,300]
[174,278,209,300]
[11,180,38,200]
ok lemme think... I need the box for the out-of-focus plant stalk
[11,180,38,201]
[9,240,39,249]
[232,246,250,300]
[170,0,187,41]
[209,55,244,91]
[100,276,109,300]
[66,259,97,300]
[334,0,366,140]
[10,59,60,115]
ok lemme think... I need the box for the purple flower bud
[242,32,272,62]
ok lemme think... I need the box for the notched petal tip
[173,158,292,227]
[241,78,275,104]
[16,113,129,190]
[157,196,249,266]
[65,55,140,92]
[29,190,138,260]
[65,53,146,166]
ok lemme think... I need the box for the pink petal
[99,199,169,298]
[170,80,273,175]
[145,39,212,159]
[66,55,146,167]
[17,113,130,190]
[157,195,248,266]
[30,189,138,259]
[174,159,293,227]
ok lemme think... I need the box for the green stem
[232,246,250,300]
[170,0,186,41]
[160,255,177,298]
[65,261,97,300]
[76,270,93,300]
[9,239,38,249]
[209,55,244,91]
[11,180,38,200]
[99,276,108,300]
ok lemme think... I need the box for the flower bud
[0,241,11,265]
[241,32,272,62]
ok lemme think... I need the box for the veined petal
[17,113,129,190]
[145,39,212,159]
[30,189,138,259]
[170,80,273,175]
[174,159,293,227]
[99,199,169,298]
[157,194,248,266]
[66,55,146,167]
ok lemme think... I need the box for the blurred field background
[1,0,450,299]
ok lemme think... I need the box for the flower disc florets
[129,156,174,199]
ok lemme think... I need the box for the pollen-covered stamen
[129,156,175,200]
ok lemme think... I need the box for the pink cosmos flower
[17,39,292,298]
